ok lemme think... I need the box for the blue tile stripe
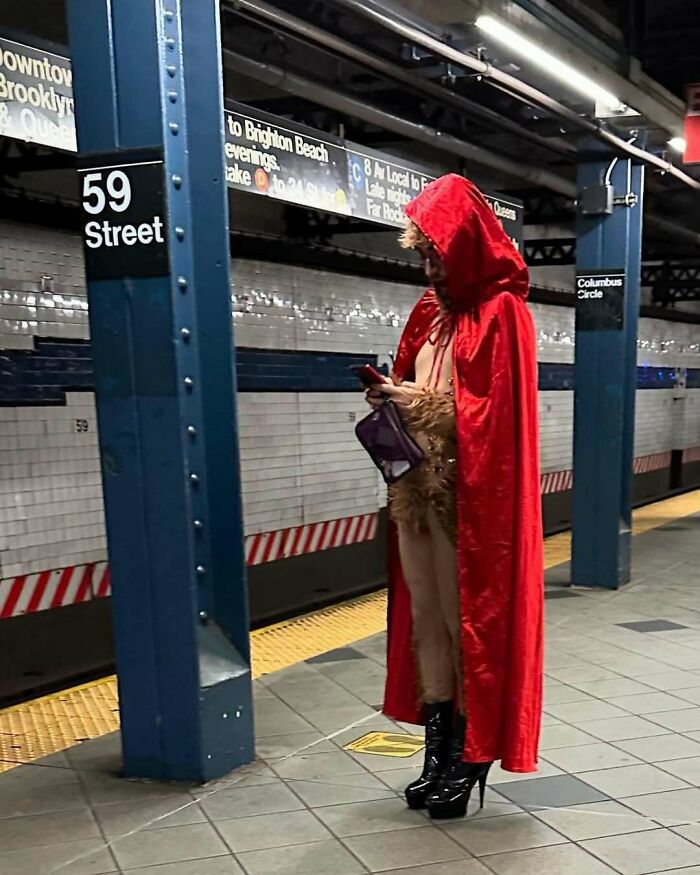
[688,368,700,389]
[1,339,698,404]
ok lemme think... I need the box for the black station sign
[575,268,625,331]
[345,144,432,226]
[224,101,525,249]
[224,105,350,216]
[1,38,525,249]
[77,149,169,280]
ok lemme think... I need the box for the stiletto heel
[427,715,494,820]
[478,764,491,809]
[404,700,453,810]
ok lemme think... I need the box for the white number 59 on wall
[82,170,132,215]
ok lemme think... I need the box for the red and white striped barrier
[633,451,672,474]
[540,470,573,495]
[245,512,377,566]
[540,452,673,496]
[0,514,377,619]
[682,446,700,465]
[0,562,109,620]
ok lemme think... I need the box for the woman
[367,174,543,820]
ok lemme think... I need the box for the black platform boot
[404,700,453,810]
[427,714,493,819]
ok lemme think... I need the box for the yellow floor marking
[344,731,425,757]
[2,488,699,773]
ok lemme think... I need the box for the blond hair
[398,218,430,250]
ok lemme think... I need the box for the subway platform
[2,497,700,874]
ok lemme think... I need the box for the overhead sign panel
[225,103,524,248]
[0,36,75,152]
[224,106,350,216]
[0,38,524,248]
[346,144,432,226]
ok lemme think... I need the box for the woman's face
[417,242,449,302]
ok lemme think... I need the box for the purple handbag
[355,400,425,484]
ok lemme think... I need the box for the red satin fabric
[383,174,544,773]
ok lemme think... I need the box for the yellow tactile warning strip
[2,488,699,774]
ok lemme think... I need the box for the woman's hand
[370,380,422,407]
[365,375,392,408]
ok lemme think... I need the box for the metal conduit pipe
[329,0,700,193]
[225,0,574,158]
[223,51,578,197]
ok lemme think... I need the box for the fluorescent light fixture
[668,137,686,153]
[475,15,624,113]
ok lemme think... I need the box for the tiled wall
[1,219,699,579]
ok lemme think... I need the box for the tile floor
[2,513,700,874]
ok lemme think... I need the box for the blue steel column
[65,0,253,781]
[571,144,645,589]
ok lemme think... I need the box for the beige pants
[398,505,462,707]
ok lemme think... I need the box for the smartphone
[351,364,387,387]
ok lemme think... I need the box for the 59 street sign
[77,149,168,281]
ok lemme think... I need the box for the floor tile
[489,759,563,784]
[494,774,608,808]
[344,826,468,871]
[307,647,368,663]
[67,734,123,773]
[305,704,380,734]
[288,773,397,807]
[607,692,692,715]
[544,699,629,723]
[315,797,431,836]
[80,772,190,806]
[583,828,700,875]
[657,756,700,785]
[238,838,366,874]
[577,716,670,742]
[673,688,700,707]
[377,862,491,875]
[618,620,689,633]
[543,742,642,773]
[122,861,244,875]
[622,788,700,826]
[217,809,332,852]
[198,782,304,821]
[256,731,336,760]
[0,838,117,874]
[0,779,89,818]
[482,842,619,874]
[646,709,700,732]
[533,800,656,840]
[675,823,700,848]
[94,796,207,836]
[543,684,592,705]
[0,807,100,850]
[643,671,700,691]
[581,764,690,798]
[606,656,678,678]
[538,724,598,750]
[615,734,700,763]
[270,750,368,780]
[111,823,229,869]
[440,811,566,856]
[574,678,655,698]
[546,664,619,685]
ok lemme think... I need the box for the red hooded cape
[383,174,544,773]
